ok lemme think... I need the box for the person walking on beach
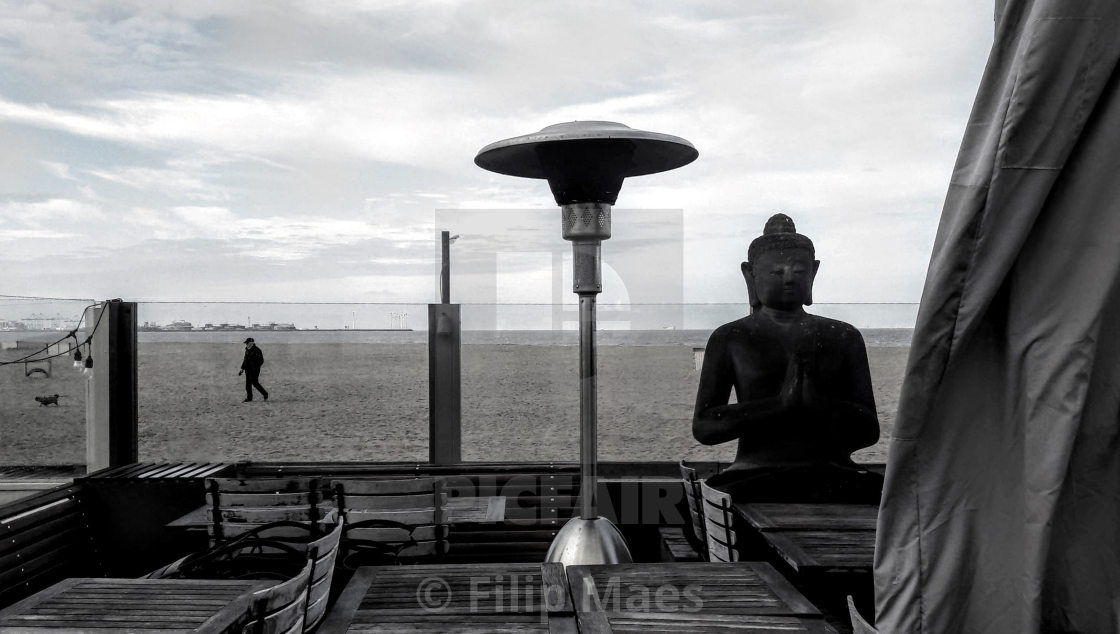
[239,337,269,402]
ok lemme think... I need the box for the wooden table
[566,562,837,633]
[167,496,506,530]
[0,577,273,633]
[318,562,576,633]
[733,503,878,573]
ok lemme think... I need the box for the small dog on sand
[35,394,63,406]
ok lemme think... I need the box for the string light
[0,302,105,370]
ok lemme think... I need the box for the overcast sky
[0,1,993,323]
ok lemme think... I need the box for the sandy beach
[1,342,907,466]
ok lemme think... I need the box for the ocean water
[129,328,914,348]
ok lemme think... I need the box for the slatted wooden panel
[443,472,579,563]
[80,462,231,482]
[760,530,876,573]
[698,480,738,562]
[0,485,99,608]
[735,503,879,532]
[303,520,344,633]
[243,560,314,634]
[680,462,707,554]
[0,578,270,632]
[331,479,445,564]
[320,563,576,634]
[567,562,836,634]
[657,527,701,562]
[206,477,322,544]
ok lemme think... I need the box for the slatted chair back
[679,461,708,558]
[699,479,739,562]
[206,478,321,544]
[301,519,343,633]
[330,478,447,564]
[243,559,313,634]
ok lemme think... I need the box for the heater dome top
[474,120,697,181]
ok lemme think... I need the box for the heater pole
[578,293,597,519]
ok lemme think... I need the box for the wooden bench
[0,484,101,608]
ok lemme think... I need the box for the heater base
[544,517,632,566]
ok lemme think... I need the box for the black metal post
[441,230,451,304]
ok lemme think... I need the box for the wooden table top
[0,577,273,633]
[733,503,879,531]
[760,531,876,574]
[566,562,837,633]
[318,562,575,634]
[167,496,506,529]
[731,503,878,574]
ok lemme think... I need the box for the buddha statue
[692,214,882,502]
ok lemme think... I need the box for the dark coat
[241,345,264,374]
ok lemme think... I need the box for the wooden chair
[330,478,447,567]
[680,461,708,557]
[848,595,879,634]
[657,461,706,562]
[242,559,314,634]
[699,479,739,562]
[206,477,323,544]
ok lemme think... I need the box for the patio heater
[475,121,697,565]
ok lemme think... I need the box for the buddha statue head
[742,213,820,311]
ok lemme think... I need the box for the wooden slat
[208,491,313,507]
[0,495,81,536]
[605,612,837,633]
[343,493,444,511]
[138,463,191,479]
[347,525,440,542]
[331,479,435,495]
[344,509,439,524]
[0,541,83,591]
[0,507,84,558]
[540,562,573,614]
[447,529,558,543]
[318,566,375,633]
[207,477,318,493]
[209,506,316,523]
[0,524,82,575]
[208,521,319,540]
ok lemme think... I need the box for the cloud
[0,0,993,311]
